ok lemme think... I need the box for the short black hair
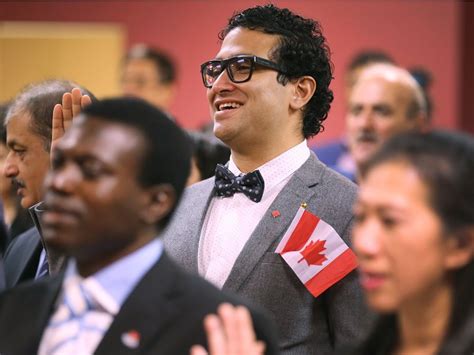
[219,4,333,138]
[82,97,191,228]
[6,80,96,151]
[124,44,176,84]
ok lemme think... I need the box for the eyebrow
[6,139,26,149]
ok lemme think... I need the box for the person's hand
[51,88,91,156]
[190,303,266,355]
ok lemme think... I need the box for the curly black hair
[219,4,334,138]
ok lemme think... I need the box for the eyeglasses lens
[228,58,252,83]
[203,57,253,87]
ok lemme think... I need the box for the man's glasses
[200,55,286,88]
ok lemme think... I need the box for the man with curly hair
[164,5,372,353]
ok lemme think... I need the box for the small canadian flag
[275,206,357,297]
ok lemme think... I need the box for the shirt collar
[228,140,310,196]
[64,238,163,308]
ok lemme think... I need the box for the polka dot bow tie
[214,164,265,202]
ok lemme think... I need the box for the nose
[209,67,235,93]
[358,111,375,131]
[3,151,19,178]
[44,163,80,195]
[352,219,382,259]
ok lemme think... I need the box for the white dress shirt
[198,140,310,288]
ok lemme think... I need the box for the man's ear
[444,228,474,270]
[289,76,317,111]
[140,184,176,226]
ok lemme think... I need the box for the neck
[395,283,452,355]
[231,138,305,173]
[76,230,156,278]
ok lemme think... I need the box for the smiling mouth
[217,102,242,111]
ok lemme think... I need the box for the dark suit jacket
[0,251,278,355]
[163,153,374,354]
[0,255,5,292]
[3,227,42,288]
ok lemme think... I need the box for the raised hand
[190,303,266,355]
[51,88,92,156]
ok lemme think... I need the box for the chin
[20,197,33,210]
[354,150,375,167]
[213,126,233,145]
[42,228,76,251]
[366,295,398,314]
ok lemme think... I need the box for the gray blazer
[163,153,373,354]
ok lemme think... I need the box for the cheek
[207,90,214,107]
[346,119,355,135]
[376,119,405,138]
[84,184,143,221]
[390,243,447,299]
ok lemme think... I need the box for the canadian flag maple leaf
[298,239,328,266]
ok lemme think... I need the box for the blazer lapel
[10,275,63,353]
[95,253,185,354]
[6,227,43,287]
[223,154,323,293]
[163,178,215,273]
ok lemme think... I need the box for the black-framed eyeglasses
[200,55,286,88]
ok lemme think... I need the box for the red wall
[0,0,461,144]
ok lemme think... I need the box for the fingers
[51,104,65,143]
[189,345,208,355]
[218,303,240,352]
[255,341,266,354]
[221,304,263,355]
[233,305,258,352]
[200,303,265,355]
[61,92,73,122]
[81,94,92,108]
[204,313,226,354]
[71,88,84,117]
[51,88,90,150]
[64,88,82,131]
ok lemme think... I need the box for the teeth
[218,102,242,111]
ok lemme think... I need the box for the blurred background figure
[313,50,395,180]
[409,66,434,123]
[344,50,395,99]
[0,101,34,254]
[346,63,428,180]
[352,130,474,354]
[3,81,94,288]
[186,131,230,186]
[121,44,177,118]
[316,62,429,182]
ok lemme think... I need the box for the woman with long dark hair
[353,130,474,354]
